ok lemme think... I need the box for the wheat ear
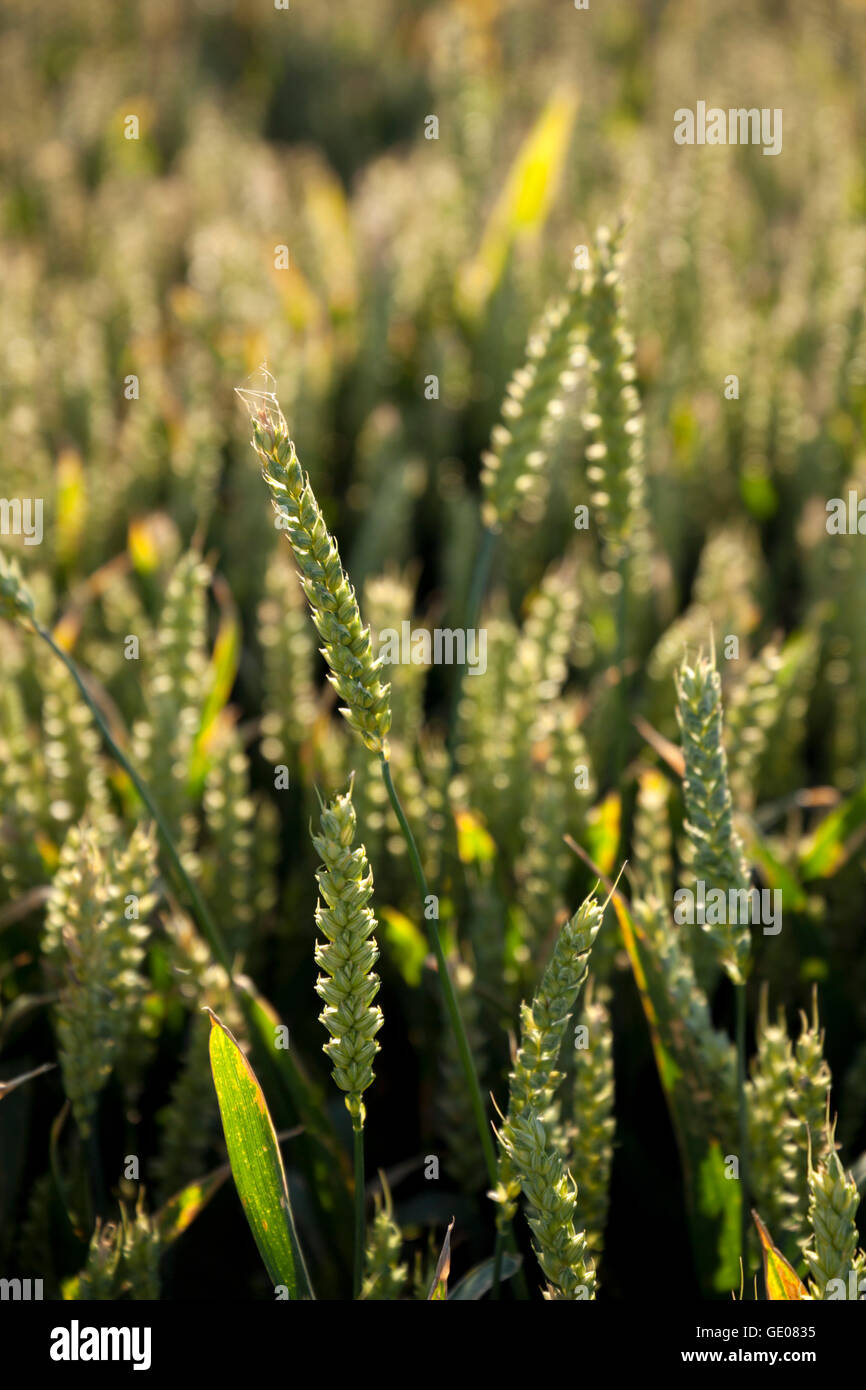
[491,893,604,1225]
[495,1108,596,1300]
[239,389,392,756]
[803,1125,866,1298]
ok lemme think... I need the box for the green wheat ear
[480,264,587,527]
[495,1108,596,1301]
[803,1122,866,1299]
[75,1195,161,1300]
[566,979,616,1257]
[675,646,752,985]
[362,1176,408,1301]
[311,780,384,1128]
[43,818,158,1137]
[583,223,649,568]
[491,892,604,1226]
[239,388,392,757]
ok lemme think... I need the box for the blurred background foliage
[2,0,866,1299]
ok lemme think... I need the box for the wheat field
[1,0,865,1312]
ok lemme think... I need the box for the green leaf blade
[207,1008,311,1298]
[448,1253,523,1300]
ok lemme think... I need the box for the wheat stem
[378,753,497,1185]
[353,1124,365,1299]
[736,981,750,1268]
[491,1231,505,1299]
[613,552,629,790]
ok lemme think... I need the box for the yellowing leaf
[273,258,321,332]
[458,89,578,319]
[34,833,59,871]
[753,1210,810,1300]
[455,809,496,865]
[189,578,241,793]
[154,1164,230,1246]
[799,781,866,880]
[428,1217,455,1300]
[127,517,161,575]
[585,793,621,877]
[56,449,86,568]
[379,906,427,988]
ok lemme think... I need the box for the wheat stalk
[240,385,500,1205]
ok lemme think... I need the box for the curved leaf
[448,1253,523,1300]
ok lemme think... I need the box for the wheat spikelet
[646,527,762,693]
